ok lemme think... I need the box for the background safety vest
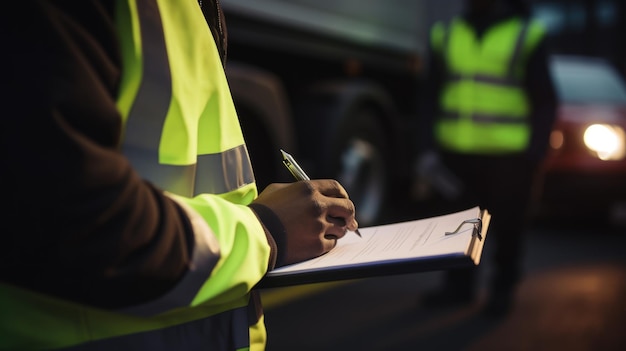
[1,0,270,350]
[431,16,546,154]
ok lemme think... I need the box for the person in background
[414,0,557,316]
[0,1,359,350]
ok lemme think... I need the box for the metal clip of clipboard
[444,217,483,240]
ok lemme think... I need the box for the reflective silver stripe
[447,73,520,87]
[61,306,250,350]
[120,195,221,316]
[120,0,254,197]
[124,144,254,197]
[121,0,176,189]
[472,113,526,124]
[195,146,255,196]
[124,147,198,197]
[441,111,526,125]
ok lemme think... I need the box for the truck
[220,0,462,225]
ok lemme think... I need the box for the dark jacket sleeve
[1,1,196,309]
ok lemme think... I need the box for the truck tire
[330,104,388,226]
[296,82,392,226]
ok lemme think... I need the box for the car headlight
[583,124,626,160]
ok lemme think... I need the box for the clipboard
[256,206,490,289]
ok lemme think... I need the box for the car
[535,55,626,224]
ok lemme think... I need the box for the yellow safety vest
[431,16,546,154]
[0,0,270,350]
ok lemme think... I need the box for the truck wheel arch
[226,63,297,188]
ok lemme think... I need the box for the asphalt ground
[259,218,626,351]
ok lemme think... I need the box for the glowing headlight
[583,124,626,160]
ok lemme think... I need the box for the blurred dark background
[221,0,626,230]
[428,0,626,78]
[217,1,626,347]
[531,0,625,78]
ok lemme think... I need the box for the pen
[280,149,362,237]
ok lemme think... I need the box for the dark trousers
[440,151,541,292]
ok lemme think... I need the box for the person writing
[414,0,557,316]
[0,0,358,350]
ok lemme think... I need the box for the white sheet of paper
[267,206,482,277]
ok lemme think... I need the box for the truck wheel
[330,105,388,226]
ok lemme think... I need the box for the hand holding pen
[250,150,362,266]
[281,149,362,238]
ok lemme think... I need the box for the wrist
[249,203,287,268]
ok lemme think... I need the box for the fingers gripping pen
[280,149,362,237]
